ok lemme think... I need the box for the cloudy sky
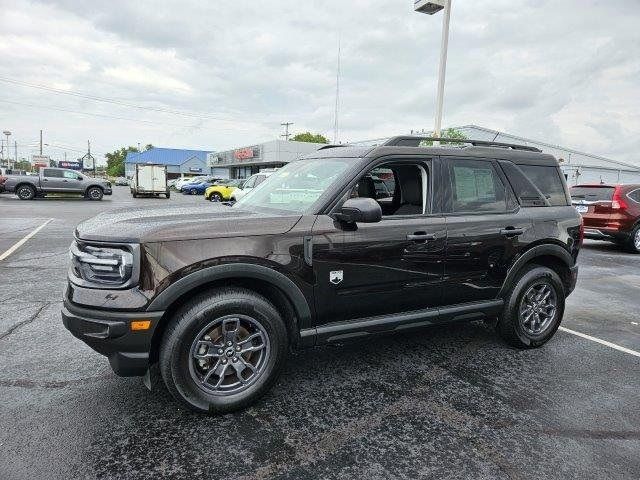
[1,0,639,165]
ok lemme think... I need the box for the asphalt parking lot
[1,188,639,480]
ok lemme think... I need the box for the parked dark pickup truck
[1,167,112,200]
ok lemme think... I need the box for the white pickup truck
[130,164,170,198]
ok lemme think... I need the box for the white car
[175,176,206,191]
[230,171,275,201]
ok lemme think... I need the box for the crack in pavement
[0,373,112,390]
[0,302,49,341]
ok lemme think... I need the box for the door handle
[500,227,524,237]
[407,232,436,242]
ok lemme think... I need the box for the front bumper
[62,300,164,376]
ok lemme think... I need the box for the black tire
[625,225,640,254]
[16,184,36,200]
[159,287,288,414]
[132,191,138,198]
[210,192,223,202]
[497,265,565,348]
[190,188,198,195]
[86,186,103,201]
[165,189,171,199]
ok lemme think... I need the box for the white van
[130,164,170,198]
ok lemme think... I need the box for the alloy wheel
[634,229,640,251]
[188,315,270,395]
[518,282,557,336]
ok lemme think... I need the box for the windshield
[234,158,352,213]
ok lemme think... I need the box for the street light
[414,0,452,146]
[3,131,11,169]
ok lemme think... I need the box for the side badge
[329,270,343,285]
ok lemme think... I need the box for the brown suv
[570,184,640,253]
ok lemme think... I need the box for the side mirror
[335,198,382,224]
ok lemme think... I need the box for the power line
[0,98,196,127]
[0,76,252,124]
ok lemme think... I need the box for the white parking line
[559,326,640,358]
[0,218,53,262]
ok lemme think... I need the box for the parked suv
[62,137,582,413]
[570,184,640,253]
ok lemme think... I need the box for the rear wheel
[497,265,565,348]
[16,184,36,200]
[159,287,288,414]
[625,225,640,254]
[165,189,171,199]
[190,188,198,195]
[210,192,223,202]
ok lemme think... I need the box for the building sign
[189,167,203,173]
[59,161,83,170]
[234,147,255,160]
[31,155,50,168]
[207,153,221,166]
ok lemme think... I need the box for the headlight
[69,240,139,288]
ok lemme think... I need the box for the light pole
[3,131,11,170]
[414,0,452,146]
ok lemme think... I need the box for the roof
[125,148,212,166]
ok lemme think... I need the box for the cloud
[1,0,639,165]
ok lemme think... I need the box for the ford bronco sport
[62,136,582,413]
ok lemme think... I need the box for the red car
[570,184,640,253]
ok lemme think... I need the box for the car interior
[352,163,427,216]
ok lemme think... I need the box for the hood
[75,203,302,243]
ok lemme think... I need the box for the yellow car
[204,179,244,202]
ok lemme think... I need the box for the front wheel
[209,192,223,202]
[497,265,565,348]
[86,186,103,201]
[159,287,288,414]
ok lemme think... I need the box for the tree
[14,160,32,172]
[105,144,153,177]
[291,132,329,144]
[419,128,467,146]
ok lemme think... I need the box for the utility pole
[14,140,17,166]
[280,122,293,141]
[40,130,43,155]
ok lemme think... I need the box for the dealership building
[208,139,326,179]
[456,125,640,185]
[125,148,213,179]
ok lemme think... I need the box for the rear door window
[518,165,567,206]
[43,169,63,178]
[570,186,614,202]
[449,159,507,213]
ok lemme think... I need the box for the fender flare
[498,244,574,298]
[146,263,312,329]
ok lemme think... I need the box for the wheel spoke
[240,357,257,374]
[193,340,223,360]
[202,359,221,384]
[222,318,240,342]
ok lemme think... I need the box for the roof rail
[317,144,348,150]
[382,136,542,153]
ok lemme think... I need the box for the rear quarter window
[518,165,568,206]
[570,186,614,202]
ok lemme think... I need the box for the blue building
[125,148,222,180]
